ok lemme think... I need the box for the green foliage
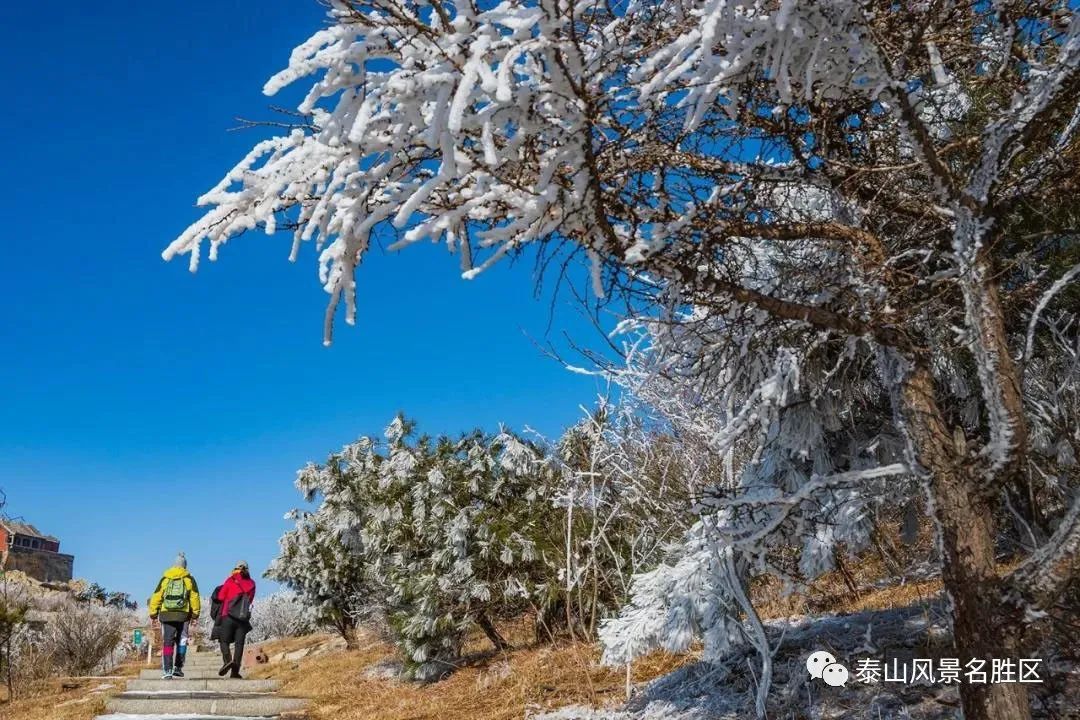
[73,583,137,611]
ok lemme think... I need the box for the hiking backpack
[227,589,251,623]
[161,576,190,613]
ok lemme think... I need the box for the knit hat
[175,552,188,569]
[235,560,249,571]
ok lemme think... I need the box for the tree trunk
[899,363,1030,720]
[534,600,565,644]
[3,638,12,701]
[476,612,511,652]
[834,549,861,599]
[342,624,358,651]
[968,263,1043,538]
[334,613,358,650]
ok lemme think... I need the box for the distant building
[0,518,74,583]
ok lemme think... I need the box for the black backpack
[227,582,252,623]
[209,585,224,621]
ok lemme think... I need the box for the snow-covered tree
[169,2,1080,717]
[268,504,370,648]
[542,401,707,641]
[272,417,561,676]
[595,317,918,717]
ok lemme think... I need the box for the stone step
[140,667,237,679]
[185,656,231,668]
[105,690,307,716]
[128,678,280,692]
[185,654,259,669]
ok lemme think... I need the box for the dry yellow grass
[0,661,140,720]
[755,568,945,620]
[249,631,693,720]
[747,516,956,621]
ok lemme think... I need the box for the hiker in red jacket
[214,560,256,679]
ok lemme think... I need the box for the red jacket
[217,572,256,621]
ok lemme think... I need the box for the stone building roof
[0,518,59,543]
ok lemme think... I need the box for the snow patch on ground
[533,604,1077,720]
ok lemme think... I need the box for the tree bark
[476,612,511,652]
[334,613,359,650]
[899,364,1031,720]
[834,549,861,599]
[964,259,1043,539]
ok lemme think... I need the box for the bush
[0,577,137,699]
[7,623,53,689]
[247,592,317,643]
[46,602,127,676]
[269,411,702,679]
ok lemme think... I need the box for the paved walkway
[94,650,307,719]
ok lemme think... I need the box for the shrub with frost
[272,416,560,674]
[46,601,128,676]
[267,506,371,648]
[247,591,318,643]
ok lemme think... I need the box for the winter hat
[234,560,249,571]
[175,552,188,569]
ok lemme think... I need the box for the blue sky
[0,1,606,600]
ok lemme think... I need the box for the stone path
[94,649,307,719]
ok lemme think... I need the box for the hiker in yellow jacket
[148,552,201,679]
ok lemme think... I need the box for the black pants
[161,620,186,672]
[218,617,249,671]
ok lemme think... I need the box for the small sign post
[144,626,154,666]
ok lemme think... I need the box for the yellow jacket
[148,566,201,620]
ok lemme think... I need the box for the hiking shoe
[161,671,174,680]
[172,668,185,678]
[218,662,233,677]
[229,670,243,680]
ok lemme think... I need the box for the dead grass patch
[250,631,693,720]
[255,632,340,658]
[0,661,140,720]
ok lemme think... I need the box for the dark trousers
[218,617,249,672]
[161,620,186,672]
